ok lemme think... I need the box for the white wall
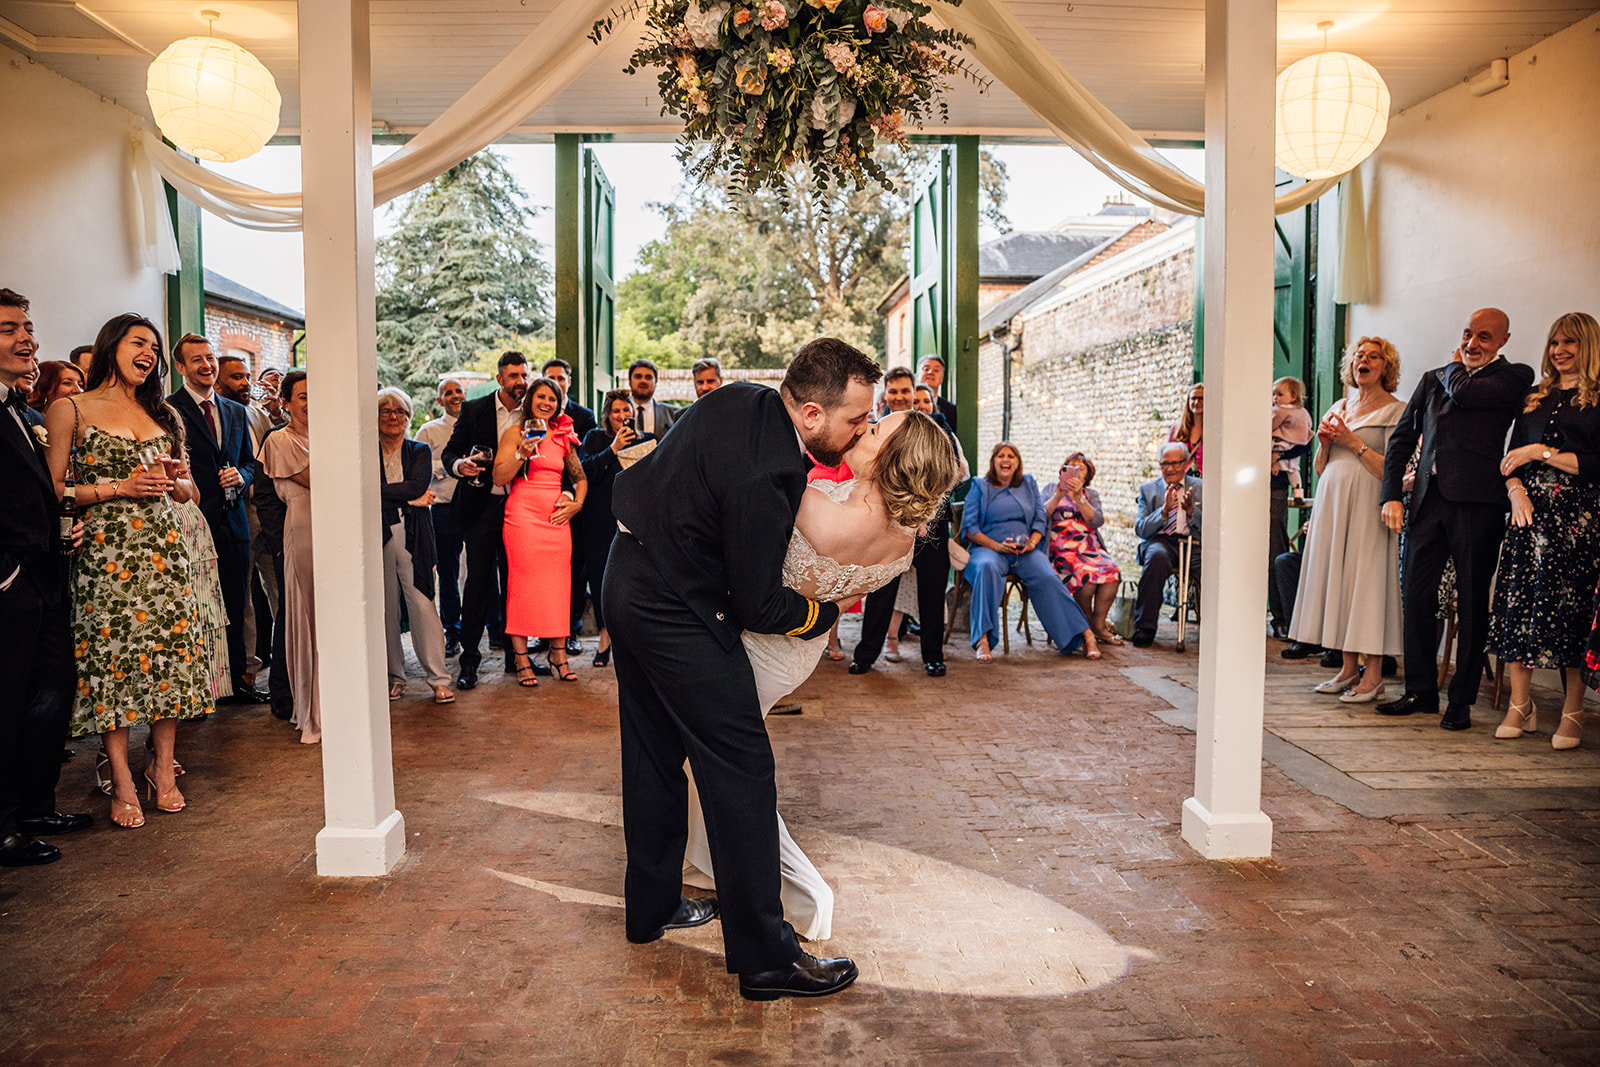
[0,45,168,356]
[1348,13,1600,391]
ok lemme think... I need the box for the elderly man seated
[1131,442,1203,648]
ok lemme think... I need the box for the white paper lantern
[1274,51,1390,180]
[147,36,281,163]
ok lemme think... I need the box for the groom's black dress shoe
[627,896,719,944]
[17,812,92,835]
[739,951,859,1001]
[1320,648,1343,669]
[1376,692,1438,717]
[847,661,872,675]
[1441,703,1472,731]
[456,663,479,690]
[0,833,61,867]
[925,661,946,677]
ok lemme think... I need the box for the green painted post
[164,181,204,386]
[554,134,582,396]
[951,135,980,475]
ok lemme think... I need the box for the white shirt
[415,412,458,504]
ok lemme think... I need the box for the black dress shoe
[457,665,479,690]
[16,812,92,835]
[740,951,859,1001]
[847,661,872,675]
[1279,641,1323,660]
[271,702,293,721]
[1441,703,1472,731]
[1382,655,1399,677]
[61,748,75,763]
[1131,629,1156,648]
[0,833,62,867]
[627,895,719,944]
[925,661,946,677]
[444,637,461,657]
[905,619,921,637]
[226,684,270,705]
[1376,692,1438,717]
[564,636,583,654]
[530,637,552,654]
[1319,648,1343,669]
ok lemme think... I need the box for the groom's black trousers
[604,534,800,974]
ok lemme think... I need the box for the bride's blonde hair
[874,411,964,529]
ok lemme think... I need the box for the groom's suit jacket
[612,381,836,651]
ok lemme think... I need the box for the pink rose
[863,5,888,33]
[760,0,788,30]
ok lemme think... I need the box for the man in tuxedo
[1131,442,1202,648]
[443,352,533,689]
[169,335,265,704]
[917,354,958,434]
[416,376,466,655]
[606,337,878,1000]
[540,358,596,654]
[692,357,724,399]
[0,288,90,866]
[1377,308,1534,730]
[627,359,680,436]
[852,368,958,676]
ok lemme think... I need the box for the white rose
[887,5,910,28]
[683,1,730,49]
[809,93,857,130]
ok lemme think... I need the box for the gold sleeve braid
[785,598,820,637]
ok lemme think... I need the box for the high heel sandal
[592,645,612,668]
[548,651,577,682]
[110,796,144,829]
[1553,709,1584,751]
[142,771,185,813]
[1495,699,1536,739]
[513,652,539,687]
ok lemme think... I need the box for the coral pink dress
[503,414,581,639]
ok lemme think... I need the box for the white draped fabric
[932,0,1341,216]
[132,0,1344,248]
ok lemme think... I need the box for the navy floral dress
[1487,388,1600,671]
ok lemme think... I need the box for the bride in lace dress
[682,411,964,940]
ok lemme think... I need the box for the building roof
[978,231,1119,282]
[978,234,1121,335]
[204,269,306,328]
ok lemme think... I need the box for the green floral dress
[70,426,214,735]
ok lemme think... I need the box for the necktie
[201,398,218,441]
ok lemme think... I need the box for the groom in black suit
[1377,308,1534,730]
[0,288,90,866]
[605,338,880,1001]
[169,335,264,704]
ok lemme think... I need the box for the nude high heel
[1495,699,1536,739]
[143,771,186,813]
[1553,709,1584,751]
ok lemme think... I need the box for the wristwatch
[1541,448,1553,462]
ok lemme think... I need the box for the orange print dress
[69,427,214,735]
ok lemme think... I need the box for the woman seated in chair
[962,443,1098,662]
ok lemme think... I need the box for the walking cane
[1175,535,1193,653]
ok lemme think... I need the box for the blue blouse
[962,474,1048,545]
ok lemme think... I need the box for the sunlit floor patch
[484,791,1140,998]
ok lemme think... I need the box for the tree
[375,151,553,409]
[617,147,1008,369]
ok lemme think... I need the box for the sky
[200,142,1204,314]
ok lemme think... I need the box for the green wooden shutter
[909,148,951,372]
[583,148,616,413]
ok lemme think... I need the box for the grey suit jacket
[1134,475,1203,541]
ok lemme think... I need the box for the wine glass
[468,446,494,488]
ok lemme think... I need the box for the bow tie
[2,388,27,413]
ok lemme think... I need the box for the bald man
[1376,308,1534,730]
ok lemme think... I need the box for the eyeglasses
[378,409,408,418]
[1159,460,1189,468]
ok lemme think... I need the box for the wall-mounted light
[146,10,280,163]
[1274,22,1390,181]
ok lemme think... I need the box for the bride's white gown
[682,479,913,941]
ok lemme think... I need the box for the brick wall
[975,241,1196,568]
[203,306,299,376]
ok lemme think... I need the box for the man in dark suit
[442,352,531,689]
[0,288,90,866]
[627,358,681,436]
[852,368,959,676]
[917,354,958,434]
[1376,308,1534,730]
[540,357,596,654]
[168,334,265,704]
[605,337,878,1001]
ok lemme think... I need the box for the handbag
[1105,579,1136,639]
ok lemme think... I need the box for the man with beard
[442,352,532,690]
[605,337,878,1001]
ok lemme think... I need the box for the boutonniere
[30,424,47,449]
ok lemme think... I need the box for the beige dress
[263,427,319,744]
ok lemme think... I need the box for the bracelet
[1357,444,1370,457]
[1508,486,1527,496]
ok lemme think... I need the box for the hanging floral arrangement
[591,0,982,198]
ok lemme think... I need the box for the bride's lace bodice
[782,478,915,604]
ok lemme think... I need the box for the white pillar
[1182,0,1276,859]
[299,0,405,876]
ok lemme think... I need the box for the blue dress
[962,475,1091,652]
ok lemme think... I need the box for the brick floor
[2,618,1597,1065]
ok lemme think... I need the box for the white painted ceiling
[3,0,1595,142]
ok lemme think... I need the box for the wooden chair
[944,559,1034,653]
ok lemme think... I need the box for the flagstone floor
[2,615,1596,1065]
